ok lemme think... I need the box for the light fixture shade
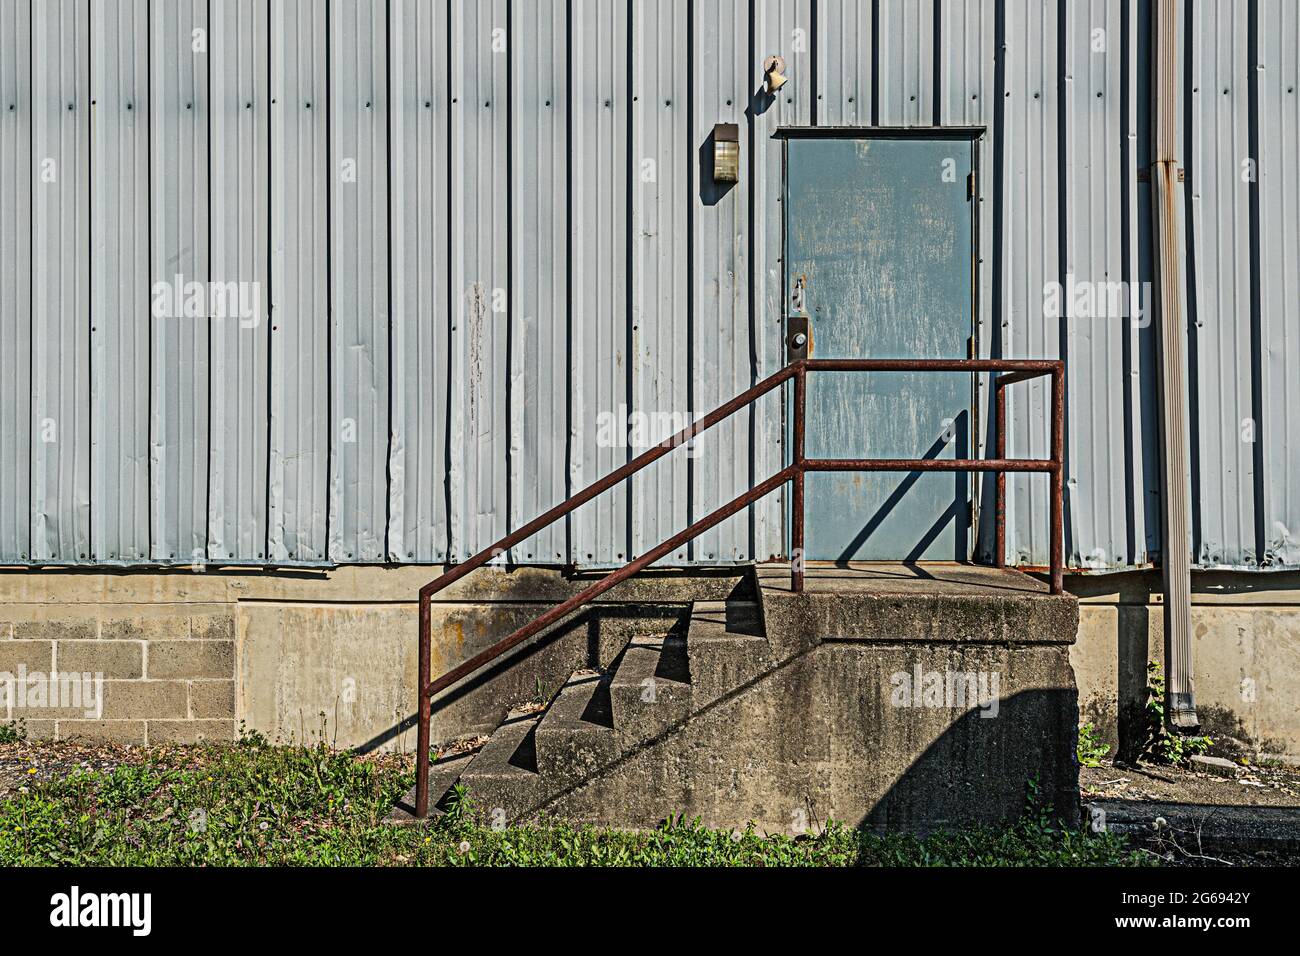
[713,122,740,183]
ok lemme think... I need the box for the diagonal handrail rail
[412,357,1064,817]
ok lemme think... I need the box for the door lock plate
[787,314,810,362]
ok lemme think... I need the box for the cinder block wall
[0,606,235,744]
[0,567,734,752]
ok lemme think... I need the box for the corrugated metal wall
[0,0,1297,573]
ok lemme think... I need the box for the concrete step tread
[460,706,543,781]
[535,669,620,780]
[537,670,614,732]
[610,633,692,692]
[687,600,767,643]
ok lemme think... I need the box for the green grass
[0,740,1152,867]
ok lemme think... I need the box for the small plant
[0,719,26,744]
[1142,662,1213,765]
[1077,722,1110,767]
[443,782,476,827]
[531,678,549,706]
[236,720,270,749]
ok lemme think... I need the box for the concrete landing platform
[756,562,1078,649]
[758,561,1052,597]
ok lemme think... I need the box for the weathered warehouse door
[785,136,976,561]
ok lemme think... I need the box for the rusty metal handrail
[412,357,1064,817]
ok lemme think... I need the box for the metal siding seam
[208,0,269,562]
[691,0,750,563]
[327,0,388,563]
[877,0,934,126]
[31,0,91,562]
[569,0,630,566]
[0,0,32,562]
[1002,0,1060,567]
[268,0,329,563]
[631,0,689,562]
[1063,0,1129,569]
[817,0,872,126]
[149,0,210,564]
[90,0,150,563]
[449,0,509,562]
[387,0,450,563]
[753,0,812,562]
[1188,0,1254,568]
[508,0,566,564]
[1257,0,1300,567]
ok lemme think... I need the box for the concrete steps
[404,597,767,825]
[394,563,1082,832]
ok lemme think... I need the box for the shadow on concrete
[863,686,1081,833]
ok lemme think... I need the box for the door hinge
[967,170,976,200]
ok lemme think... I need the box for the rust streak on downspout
[1150,0,1199,731]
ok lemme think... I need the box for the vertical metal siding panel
[0,0,31,562]
[509,0,567,564]
[1187,0,1254,567]
[388,0,449,563]
[32,0,91,562]
[754,0,812,561]
[940,0,992,127]
[877,0,934,126]
[150,0,209,564]
[1063,0,1129,568]
[691,0,751,562]
[941,0,996,556]
[90,0,150,563]
[209,0,269,562]
[269,0,329,562]
[1258,0,1300,566]
[817,0,872,125]
[449,0,508,561]
[328,0,388,562]
[1003,0,1060,566]
[570,0,630,566]
[631,0,689,561]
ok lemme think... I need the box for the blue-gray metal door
[785,136,975,561]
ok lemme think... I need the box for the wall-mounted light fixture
[713,122,739,183]
[763,55,788,94]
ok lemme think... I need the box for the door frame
[777,126,988,560]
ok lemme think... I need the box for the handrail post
[1050,364,1065,595]
[414,593,431,818]
[995,375,1007,569]
[792,363,806,593]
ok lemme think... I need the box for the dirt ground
[1081,759,1300,808]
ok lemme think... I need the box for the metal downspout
[1150,0,1199,730]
